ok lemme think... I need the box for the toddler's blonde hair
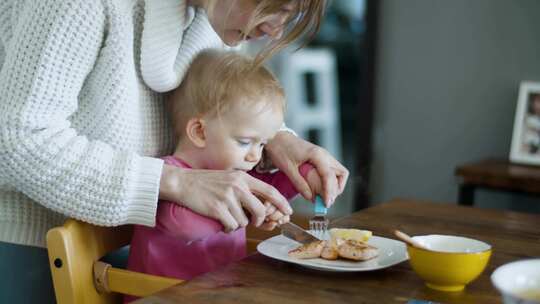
[169,49,285,139]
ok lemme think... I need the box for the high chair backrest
[46,219,182,304]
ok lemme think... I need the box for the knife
[280,221,321,244]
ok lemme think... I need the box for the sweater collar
[141,0,223,92]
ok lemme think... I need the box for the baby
[126,49,324,301]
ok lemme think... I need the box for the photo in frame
[510,81,540,165]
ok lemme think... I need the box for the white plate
[257,233,408,272]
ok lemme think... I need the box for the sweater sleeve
[0,0,161,227]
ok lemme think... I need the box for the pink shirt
[126,156,312,302]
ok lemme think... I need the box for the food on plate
[329,228,372,243]
[336,239,378,261]
[287,240,325,259]
[288,236,379,262]
[321,242,339,260]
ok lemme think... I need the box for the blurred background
[249,0,540,218]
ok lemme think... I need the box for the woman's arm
[0,0,292,231]
[159,165,292,232]
[0,0,161,227]
[154,163,311,236]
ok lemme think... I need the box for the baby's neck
[172,142,207,169]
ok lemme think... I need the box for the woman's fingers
[215,206,241,232]
[308,149,339,205]
[226,195,250,228]
[264,133,349,206]
[335,163,350,193]
[247,175,293,217]
[325,170,338,207]
[324,157,349,196]
[308,148,350,206]
[236,185,266,227]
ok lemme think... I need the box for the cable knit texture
[0,0,224,247]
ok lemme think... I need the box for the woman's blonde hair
[169,49,285,139]
[208,0,327,66]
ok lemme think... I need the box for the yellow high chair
[46,219,183,304]
[47,219,266,304]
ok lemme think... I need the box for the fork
[309,196,329,239]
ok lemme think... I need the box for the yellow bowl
[407,235,492,292]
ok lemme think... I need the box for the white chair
[278,48,342,161]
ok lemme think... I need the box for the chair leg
[94,261,112,293]
[458,184,475,206]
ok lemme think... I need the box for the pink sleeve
[249,162,314,200]
[152,156,225,241]
[155,201,224,241]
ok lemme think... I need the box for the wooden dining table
[133,198,540,304]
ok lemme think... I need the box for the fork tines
[309,196,329,239]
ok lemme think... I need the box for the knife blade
[280,221,320,244]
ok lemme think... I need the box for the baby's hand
[258,202,290,231]
[305,168,332,207]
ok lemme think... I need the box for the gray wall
[371,0,540,213]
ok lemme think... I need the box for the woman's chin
[223,38,242,47]
[221,32,252,47]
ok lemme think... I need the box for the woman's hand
[159,165,293,232]
[265,132,349,207]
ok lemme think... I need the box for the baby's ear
[185,118,206,148]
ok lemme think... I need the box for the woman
[0,0,348,302]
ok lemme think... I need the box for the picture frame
[510,81,540,165]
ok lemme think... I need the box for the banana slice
[329,228,372,243]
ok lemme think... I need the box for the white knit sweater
[0,0,223,247]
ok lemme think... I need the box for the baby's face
[201,100,284,171]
